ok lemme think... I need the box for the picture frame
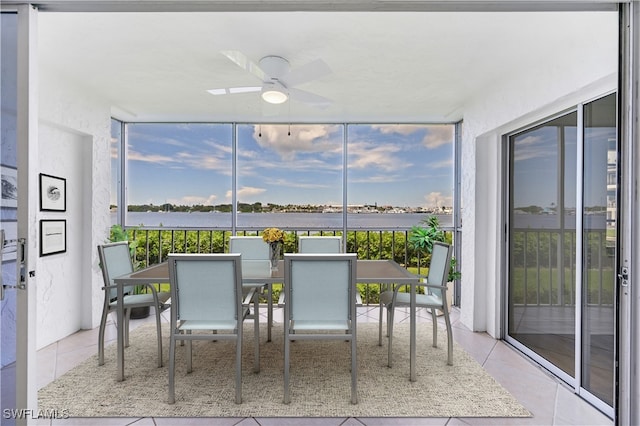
[1,165,18,209]
[40,219,66,256]
[1,220,17,262]
[40,173,66,212]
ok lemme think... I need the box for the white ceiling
[37,10,617,123]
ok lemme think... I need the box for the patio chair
[298,235,342,253]
[167,253,258,404]
[379,241,454,366]
[229,235,272,344]
[283,253,358,404]
[97,241,171,368]
[298,236,363,306]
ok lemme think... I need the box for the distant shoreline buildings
[113,202,454,215]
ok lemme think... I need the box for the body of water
[112,211,610,231]
[113,211,452,230]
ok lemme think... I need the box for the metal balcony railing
[123,226,455,305]
[122,226,613,308]
[510,227,614,308]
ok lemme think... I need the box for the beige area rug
[39,322,531,418]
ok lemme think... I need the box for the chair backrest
[98,241,134,300]
[426,242,453,298]
[168,253,242,323]
[284,253,357,324]
[298,236,343,253]
[229,236,271,278]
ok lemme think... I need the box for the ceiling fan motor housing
[259,56,290,81]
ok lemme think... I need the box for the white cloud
[429,158,453,169]
[371,124,422,136]
[424,191,453,209]
[371,124,454,149]
[227,186,267,201]
[513,135,555,162]
[175,151,229,170]
[422,126,453,149]
[252,124,341,161]
[348,141,404,171]
[127,150,174,164]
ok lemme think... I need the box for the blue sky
[111,121,455,209]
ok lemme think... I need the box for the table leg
[410,283,416,382]
[267,283,273,342]
[117,282,124,382]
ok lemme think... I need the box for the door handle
[618,266,629,287]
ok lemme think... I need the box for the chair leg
[155,306,163,368]
[235,334,242,404]
[186,331,193,373]
[378,301,383,346]
[387,307,395,368]
[431,308,438,348]
[124,308,131,348]
[168,335,176,404]
[284,327,291,404]
[98,308,109,366]
[443,308,454,366]
[351,335,357,404]
[253,292,260,373]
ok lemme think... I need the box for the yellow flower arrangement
[262,227,285,244]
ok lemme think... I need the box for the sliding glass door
[581,94,616,405]
[506,93,616,413]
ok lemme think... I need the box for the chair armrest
[421,282,448,291]
[140,283,171,308]
[243,287,258,305]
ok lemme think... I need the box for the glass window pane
[236,124,344,230]
[508,112,577,377]
[582,93,616,405]
[125,123,232,228]
[347,124,454,229]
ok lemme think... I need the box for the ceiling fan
[207,51,332,108]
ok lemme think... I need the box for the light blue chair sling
[229,236,272,343]
[167,253,259,404]
[283,253,358,404]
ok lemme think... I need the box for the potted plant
[108,225,149,319]
[409,216,461,313]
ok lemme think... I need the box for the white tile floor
[2,306,613,426]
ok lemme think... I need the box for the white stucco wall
[36,68,111,348]
[459,12,619,336]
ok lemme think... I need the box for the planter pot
[129,305,150,320]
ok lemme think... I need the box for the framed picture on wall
[40,219,66,256]
[39,173,66,212]
[1,165,18,209]
[1,220,17,262]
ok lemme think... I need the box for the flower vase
[269,242,281,271]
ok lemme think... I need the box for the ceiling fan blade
[221,50,267,81]
[207,86,262,96]
[283,59,331,87]
[289,87,332,107]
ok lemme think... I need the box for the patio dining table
[112,258,421,382]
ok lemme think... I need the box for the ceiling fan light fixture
[261,83,288,104]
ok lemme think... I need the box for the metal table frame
[113,259,420,382]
